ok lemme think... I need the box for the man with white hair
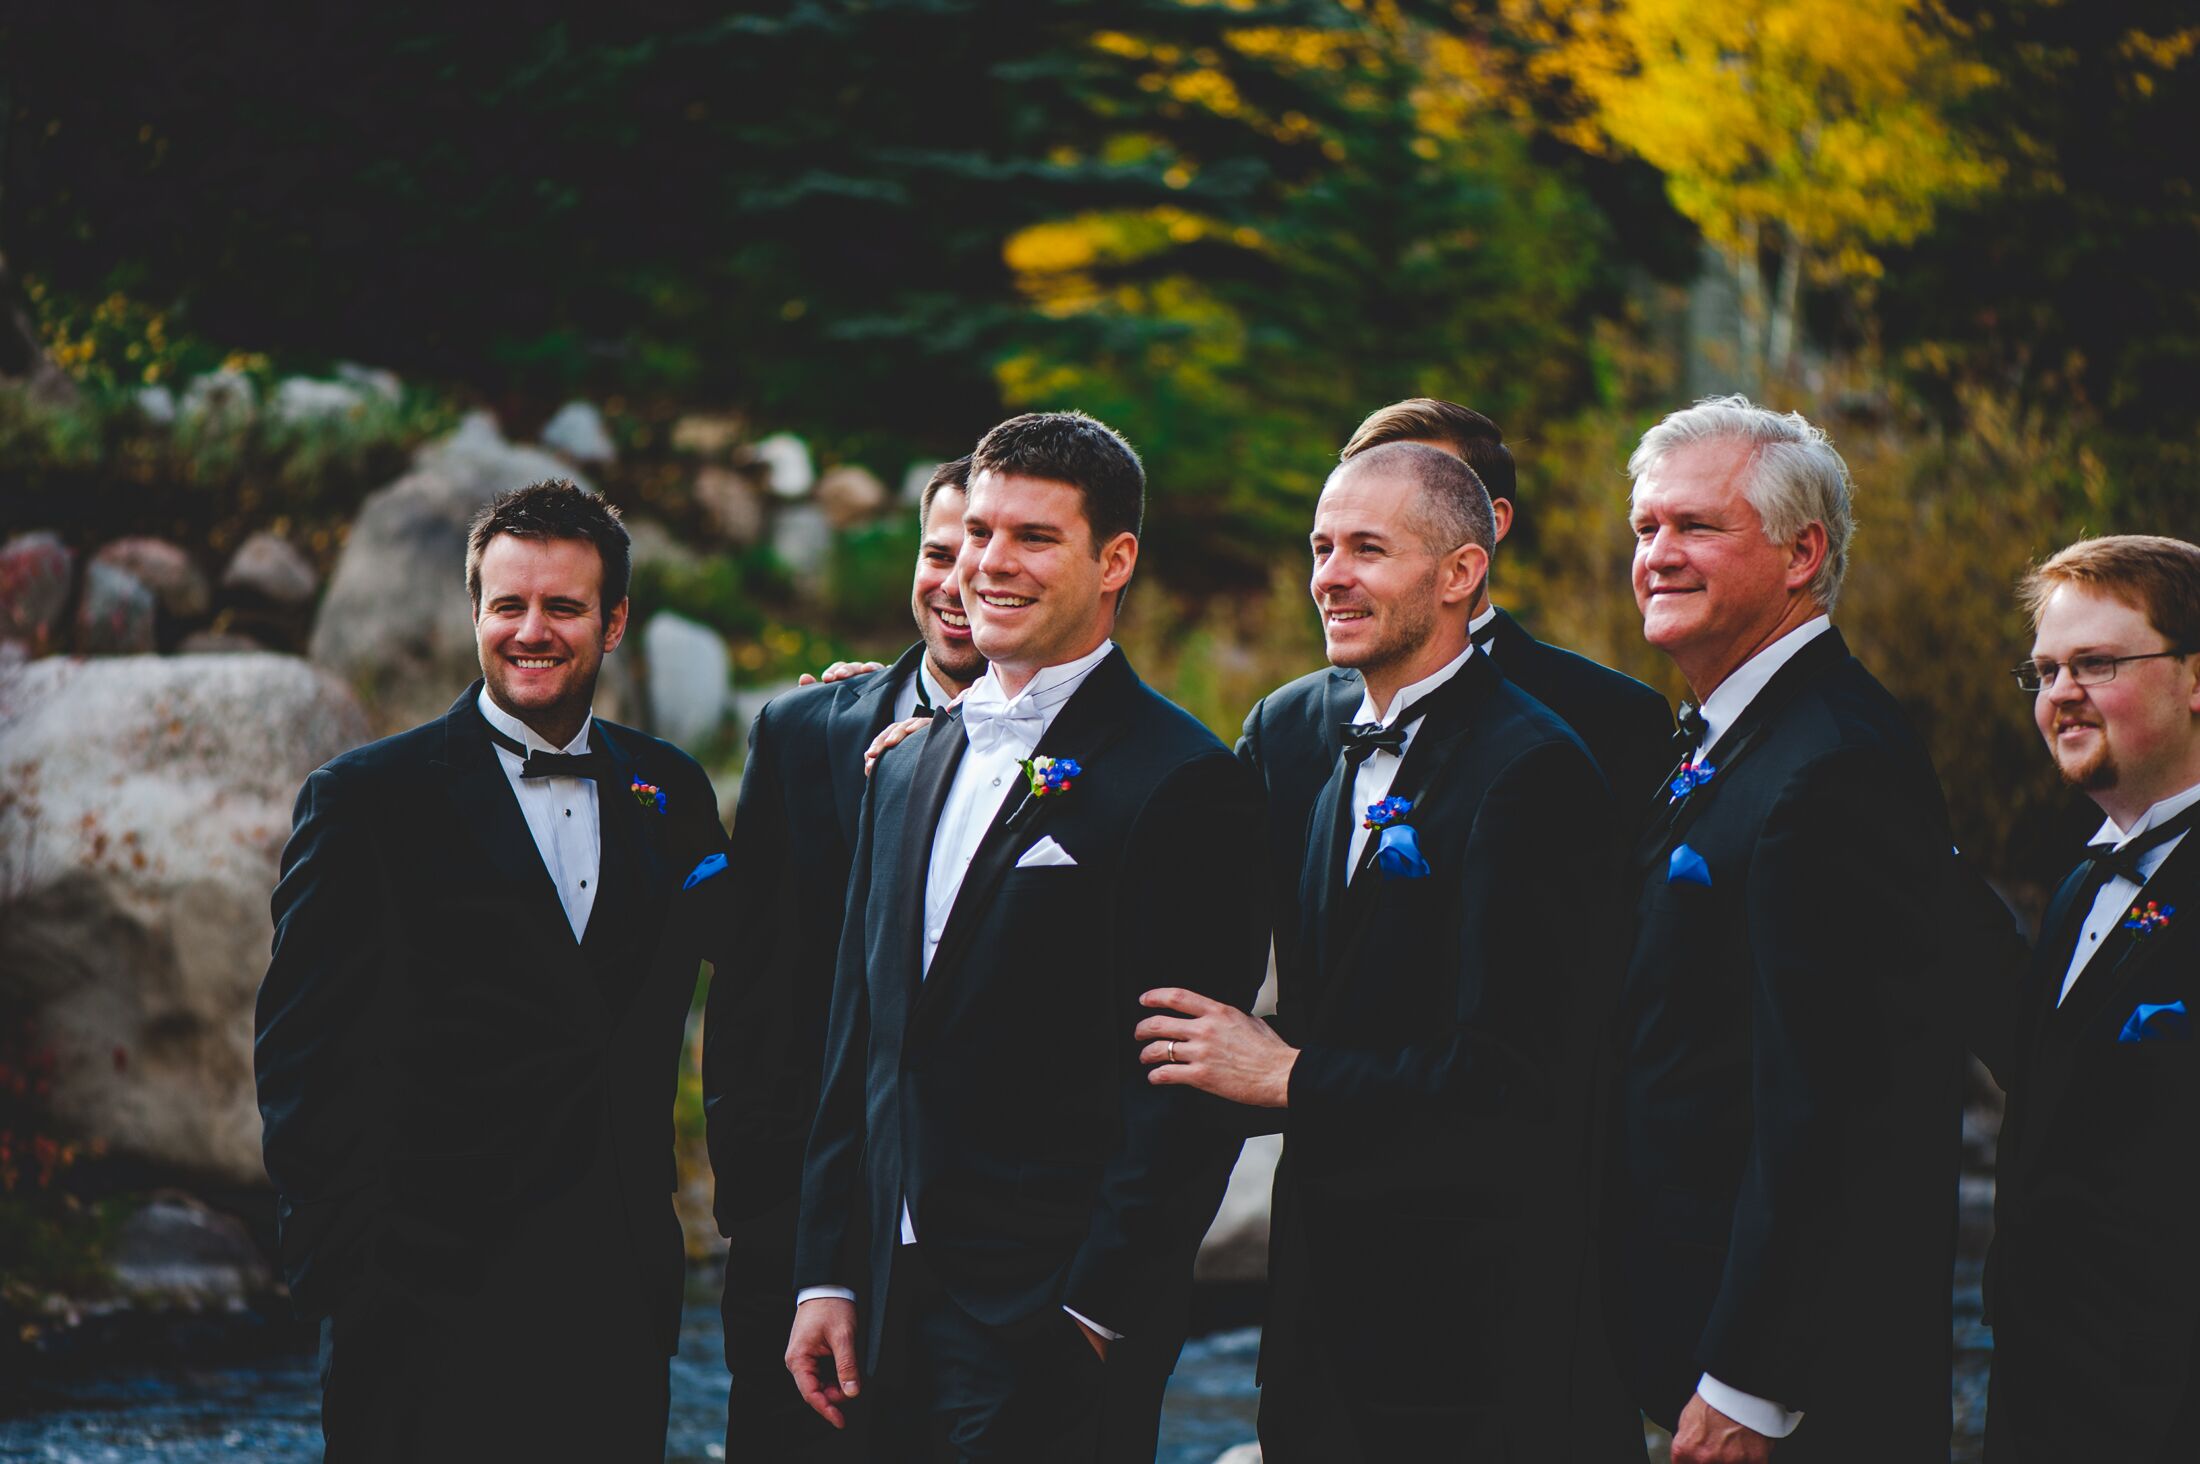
[1610,397,1976,1462]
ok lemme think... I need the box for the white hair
[1627,395,1855,612]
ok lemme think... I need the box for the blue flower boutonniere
[2123,900,2175,938]
[1668,760,1718,804]
[1019,755,1081,799]
[1363,795,1429,880]
[631,776,667,814]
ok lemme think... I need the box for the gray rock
[693,465,765,547]
[309,413,589,735]
[0,531,76,655]
[179,368,256,428]
[643,612,731,751]
[135,384,178,424]
[671,413,744,457]
[334,361,402,405]
[626,518,703,579]
[1195,1133,1278,1284]
[752,432,815,498]
[111,1193,274,1303]
[817,465,889,528]
[74,560,157,655]
[94,538,210,620]
[0,653,370,1182]
[900,461,939,505]
[542,400,616,465]
[770,503,835,592]
[223,532,318,606]
[271,376,368,424]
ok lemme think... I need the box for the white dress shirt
[798,641,1119,1338]
[1343,644,1476,883]
[477,690,600,942]
[1671,617,1835,1441]
[891,658,953,725]
[2058,780,2200,1005]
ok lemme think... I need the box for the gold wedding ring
[1167,1041,1178,1064]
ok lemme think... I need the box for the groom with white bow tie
[786,411,1269,1462]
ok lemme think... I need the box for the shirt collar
[916,658,952,713]
[1468,604,1499,640]
[1351,642,1476,729]
[1699,616,1833,756]
[2093,778,2200,850]
[961,638,1115,732]
[477,687,593,756]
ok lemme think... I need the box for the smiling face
[474,533,627,745]
[911,486,983,691]
[1309,465,1484,705]
[1631,436,1822,696]
[2031,583,2200,823]
[959,469,1136,692]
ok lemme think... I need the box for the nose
[975,532,1016,581]
[2042,663,2087,702]
[1311,552,1349,600]
[1640,524,1684,572]
[513,604,553,644]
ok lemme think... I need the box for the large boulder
[1195,1133,1279,1284]
[0,653,371,1184]
[542,400,616,466]
[222,531,319,607]
[93,538,210,621]
[642,612,731,751]
[309,413,589,734]
[73,560,157,655]
[693,465,765,547]
[752,432,815,498]
[816,465,889,528]
[0,532,76,655]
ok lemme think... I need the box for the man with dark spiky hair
[257,479,733,1461]
[704,455,981,1462]
[787,412,1269,1461]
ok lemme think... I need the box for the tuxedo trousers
[866,1242,1106,1464]
[721,1196,867,1462]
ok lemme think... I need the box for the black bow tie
[1340,705,1434,770]
[1673,700,1708,757]
[484,721,608,780]
[2084,805,2200,889]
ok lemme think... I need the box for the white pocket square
[1015,836,1078,869]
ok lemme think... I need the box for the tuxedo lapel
[890,706,969,1008]
[828,643,926,844]
[1636,628,1852,866]
[2057,837,2200,1035]
[920,650,1141,1006]
[582,721,671,1010]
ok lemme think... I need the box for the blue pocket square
[1667,843,1712,887]
[2117,999,2190,1043]
[682,852,729,891]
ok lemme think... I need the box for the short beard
[1326,569,1441,678]
[925,635,985,689]
[2055,737,2117,792]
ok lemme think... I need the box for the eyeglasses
[2010,649,2193,692]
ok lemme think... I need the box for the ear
[1440,542,1490,609]
[1098,531,1139,597]
[601,596,630,654]
[1784,522,1830,595]
[1490,498,1514,548]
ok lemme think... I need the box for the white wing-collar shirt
[477,689,600,942]
[1343,643,1476,883]
[2058,778,2200,1005]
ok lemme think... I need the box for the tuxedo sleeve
[703,702,802,1226]
[1286,741,1620,1121]
[1696,746,1947,1401]
[254,763,393,1313]
[792,758,878,1297]
[1060,752,1270,1335]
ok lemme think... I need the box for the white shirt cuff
[1696,1374,1802,1438]
[796,1285,857,1306]
[1062,1304,1121,1341]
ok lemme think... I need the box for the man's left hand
[1673,1393,1775,1464]
[1135,988,1296,1107]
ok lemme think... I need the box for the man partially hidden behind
[1987,535,2200,1459]
[704,455,983,1461]
[786,412,1269,1460]
[1342,399,1672,810]
[1614,397,1971,1462]
[256,481,733,1460]
[1140,442,1640,1460]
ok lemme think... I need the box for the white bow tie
[960,688,1047,759]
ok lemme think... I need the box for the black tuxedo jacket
[1985,833,2200,1459]
[255,683,730,1354]
[1481,606,1675,810]
[704,642,925,1227]
[1612,629,1970,1455]
[1242,651,1639,1456]
[794,648,1269,1369]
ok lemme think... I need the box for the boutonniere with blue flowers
[1363,795,1430,880]
[1007,755,1081,830]
[631,776,667,814]
[1668,759,1718,804]
[2123,900,2175,938]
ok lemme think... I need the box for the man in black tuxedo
[1613,397,1973,1462]
[1986,535,2200,1460]
[1141,441,1640,1461]
[256,481,731,1460]
[1343,398,1672,812]
[704,456,982,1461]
[787,411,1268,1460]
